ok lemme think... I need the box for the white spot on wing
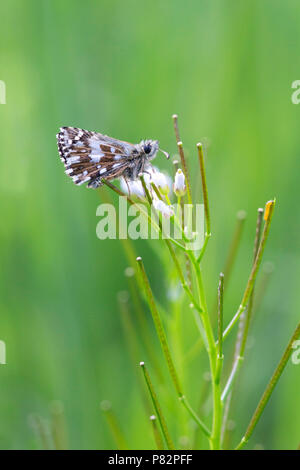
[74,130,84,141]
[77,176,91,186]
[67,156,80,164]
[90,155,103,163]
[88,138,103,155]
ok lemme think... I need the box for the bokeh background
[0,0,299,450]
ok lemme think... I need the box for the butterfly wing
[57,127,136,188]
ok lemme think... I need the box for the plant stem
[150,415,165,450]
[188,252,223,449]
[210,377,223,450]
[137,256,209,437]
[50,401,69,450]
[197,142,211,241]
[210,210,246,320]
[221,208,264,403]
[163,240,203,315]
[217,273,224,361]
[139,174,153,205]
[235,322,300,450]
[197,232,211,263]
[179,396,211,437]
[172,114,192,205]
[189,253,216,359]
[29,414,52,450]
[222,200,275,341]
[239,208,264,357]
[100,401,128,450]
[140,362,174,450]
[138,179,204,318]
[221,210,269,446]
[137,257,183,396]
[216,273,224,384]
[222,210,247,286]
[172,113,181,143]
[124,268,164,383]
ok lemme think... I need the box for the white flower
[120,165,172,199]
[152,198,174,218]
[150,168,171,195]
[120,178,146,199]
[173,169,186,197]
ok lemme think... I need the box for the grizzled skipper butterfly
[57,127,169,188]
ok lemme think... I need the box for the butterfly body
[56,127,165,188]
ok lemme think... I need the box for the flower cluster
[120,165,186,219]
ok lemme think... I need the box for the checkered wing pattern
[57,127,136,188]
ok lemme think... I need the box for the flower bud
[173,169,186,197]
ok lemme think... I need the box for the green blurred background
[0,0,299,450]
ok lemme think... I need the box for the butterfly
[56,127,169,189]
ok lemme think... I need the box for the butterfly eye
[144,144,151,154]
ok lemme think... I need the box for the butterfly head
[140,139,169,160]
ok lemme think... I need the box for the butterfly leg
[123,177,131,197]
[138,159,152,180]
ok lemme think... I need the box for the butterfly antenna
[159,148,170,159]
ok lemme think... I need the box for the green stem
[235,322,300,450]
[139,174,153,205]
[177,141,192,206]
[100,401,128,450]
[29,414,52,450]
[215,273,224,394]
[239,208,264,357]
[217,273,224,361]
[197,232,211,263]
[136,257,183,396]
[180,396,211,437]
[197,142,211,236]
[222,210,247,286]
[124,268,165,383]
[164,240,203,315]
[137,256,209,437]
[210,378,223,450]
[140,362,174,450]
[189,253,216,359]
[210,210,247,322]
[150,415,165,450]
[222,200,275,341]
[172,114,192,205]
[188,252,223,449]
[50,401,69,450]
[221,208,264,404]
[135,181,204,330]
